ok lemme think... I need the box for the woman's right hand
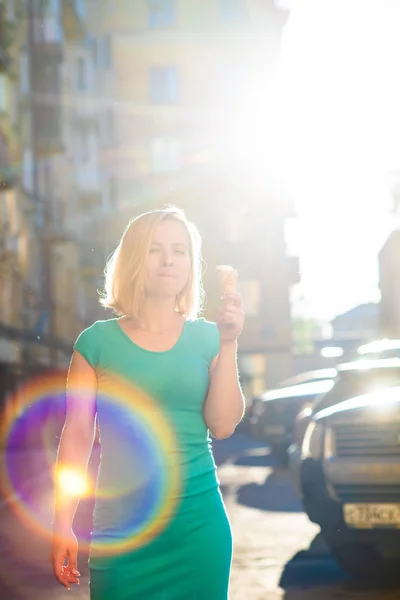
[50,527,81,590]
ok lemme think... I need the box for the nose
[161,250,173,266]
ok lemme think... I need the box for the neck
[136,297,184,332]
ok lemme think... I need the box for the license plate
[264,425,285,436]
[344,503,400,529]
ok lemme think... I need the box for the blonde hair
[99,207,204,320]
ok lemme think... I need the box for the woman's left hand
[217,293,245,344]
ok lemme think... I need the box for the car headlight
[301,421,324,459]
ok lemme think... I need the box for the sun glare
[276,0,400,318]
[56,467,89,498]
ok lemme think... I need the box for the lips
[158,273,177,278]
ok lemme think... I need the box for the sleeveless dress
[73,317,232,600]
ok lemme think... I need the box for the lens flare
[56,467,89,497]
[0,371,182,561]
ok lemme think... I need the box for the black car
[248,375,335,464]
[291,357,400,465]
[299,383,400,584]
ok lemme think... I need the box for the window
[148,0,175,28]
[0,75,7,113]
[219,0,245,24]
[150,138,182,172]
[98,36,111,69]
[88,36,98,66]
[35,0,63,44]
[76,57,86,91]
[22,149,34,192]
[10,83,17,127]
[5,0,16,22]
[149,67,179,104]
[20,51,29,94]
[237,281,261,316]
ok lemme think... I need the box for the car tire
[328,541,400,586]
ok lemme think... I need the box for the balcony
[33,55,63,156]
[0,132,18,189]
[0,230,19,276]
[35,107,64,156]
[62,0,86,41]
[0,5,11,71]
[33,17,63,52]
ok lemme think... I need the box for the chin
[147,288,181,299]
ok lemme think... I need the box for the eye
[149,247,159,254]
[174,249,186,255]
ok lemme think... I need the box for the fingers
[51,555,72,590]
[218,305,243,323]
[67,547,80,578]
[63,565,80,586]
[52,564,80,590]
[222,292,243,308]
[50,549,80,590]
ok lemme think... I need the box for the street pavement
[0,433,399,599]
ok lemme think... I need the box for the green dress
[73,317,232,600]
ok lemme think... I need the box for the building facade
[0,0,89,408]
[0,1,300,407]
[80,0,299,393]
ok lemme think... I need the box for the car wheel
[329,542,400,585]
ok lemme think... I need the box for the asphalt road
[0,433,399,599]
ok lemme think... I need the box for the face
[144,219,192,300]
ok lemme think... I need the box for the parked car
[288,357,400,490]
[339,338,400,365]
[288,336,400,475]
[275,368,338,388]
[298,385,400,583]
[248,375,335,464]
[245,368,336,432]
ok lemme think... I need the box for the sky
[274,0,400,320]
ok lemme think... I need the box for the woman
[50,206,245,599]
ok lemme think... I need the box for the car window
[341,342,400,363]
[277,369,337,388]
[260,379,334,402]
[312,367,400,412]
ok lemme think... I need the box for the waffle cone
[216,265,238,296]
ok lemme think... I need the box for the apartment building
[77,0,299,392]
[0,0,89,405]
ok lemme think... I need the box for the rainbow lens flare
[0,371,182,559]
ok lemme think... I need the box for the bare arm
[204,341,245,439]
[50,350,97,589]
[203,292,245,439]
[53,350,97,529]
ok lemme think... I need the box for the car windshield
[313,367,400,412]
[260,379,334,402]
[277,369,337,388]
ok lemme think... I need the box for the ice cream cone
[216,265,238,297]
